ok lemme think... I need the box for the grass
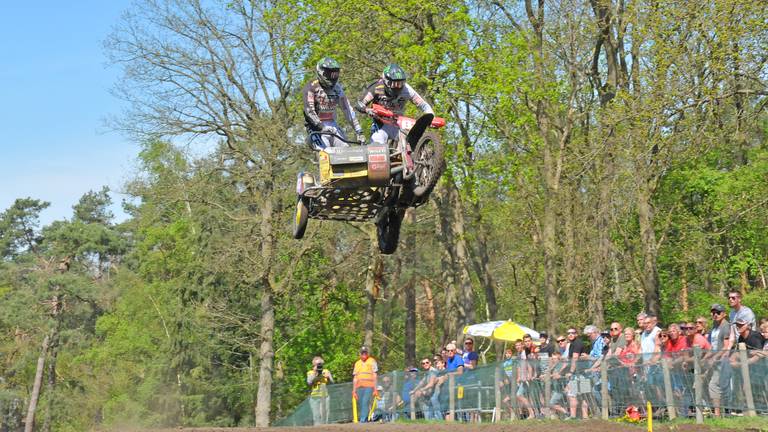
[664,415,768,430]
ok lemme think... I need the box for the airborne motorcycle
[293,104,446,254]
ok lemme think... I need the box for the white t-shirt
[640,326,660,361]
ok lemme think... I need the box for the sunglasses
[728,296,739,300]
[610,327,620,331]
[711,311,723,315]
[421,361,431,365]
[465,341,473,345]
[557,339,566,343]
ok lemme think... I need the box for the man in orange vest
[353,346,378,422]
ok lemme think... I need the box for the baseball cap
[540,331,549,339]
[734,318,749,326]
[360,346,369,354]
[710,304,725,313]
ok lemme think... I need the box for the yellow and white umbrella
[462,320,540,342]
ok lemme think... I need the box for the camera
[316,362,324,373]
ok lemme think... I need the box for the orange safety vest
[353,357,377,388]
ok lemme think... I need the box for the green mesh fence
[275,347,768,426]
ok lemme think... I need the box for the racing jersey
[358,79,433,116]
[303,79,362,133]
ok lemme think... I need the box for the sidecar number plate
[369,154,386,162]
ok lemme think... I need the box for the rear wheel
[377,209,403,254]
[412,131,445,198]
[292,198,309,239]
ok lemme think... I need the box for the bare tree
[107,0,306,425]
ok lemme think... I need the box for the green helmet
[316,57,341,89]
[382,63,406,96]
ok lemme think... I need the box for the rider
[303,57,365,150]
[357,63,434,146]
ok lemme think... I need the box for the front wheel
[376,209,403,254]
[411,131,445,198]
[292,198,309,239]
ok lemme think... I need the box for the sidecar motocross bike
[293,104,446,254]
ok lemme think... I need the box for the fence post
[661,357,676,420]
[693,346,703,424]
[738,343,757,417]
[510,362,518,420]
[544,365,552,419]
[449,373,455,422]
[410,395,416,420]
[494,365,502,423]
[392,372,398,421]
[600,359,609,420]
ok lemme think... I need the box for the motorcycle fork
[398,132,415,178]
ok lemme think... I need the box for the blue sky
[0,1,135,226]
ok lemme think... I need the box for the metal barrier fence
[275,345,768,426]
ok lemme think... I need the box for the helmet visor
[322,69,340,81]
[388,79,405,90]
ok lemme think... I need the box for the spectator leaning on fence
[640,315,661,362]
[547,346,569,418]
[761,321,768,350]
[706,303,732,418]
[695,316,709,340]
[413,357,440,420]
[636,312,648,331]
[564,327,590,419]
[730,317,766,403]
[728,290,756,338]
[609,322,626,354]
[374,374,399,422]
[515,338,538,419]
[684,321,711,350]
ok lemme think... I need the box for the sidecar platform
[301,186,384,221]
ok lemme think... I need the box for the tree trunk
[448,183,476,340]
[364,227,383,349]
[435,186,458,344]
[42,284,63,432]
[404,278,417,367]
[404,211,417,367]
[379,269,397,363]
[637,182,661,318]
[469,202,498,321]
[542,176,559,335]
[24,335,49,432]
[421,279,439,353]
[254,195,276,427]
[254,287,274,427]
[42,329,60,432]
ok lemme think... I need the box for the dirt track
[133,419,763,432]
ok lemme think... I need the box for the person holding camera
[307,356,334,425]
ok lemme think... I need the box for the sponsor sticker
[369,154,386,162]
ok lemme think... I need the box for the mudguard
[406,113,435,148]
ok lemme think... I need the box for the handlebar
[309,131,360,144]
[365,103,446,129]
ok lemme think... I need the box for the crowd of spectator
[306,290,768,424]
